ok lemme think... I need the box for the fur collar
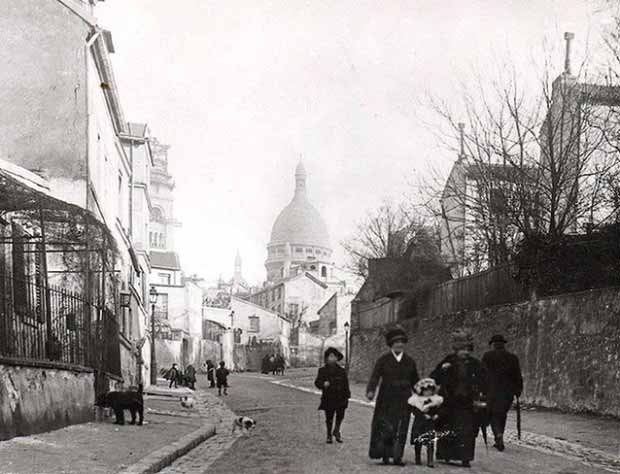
[408,394,444,412]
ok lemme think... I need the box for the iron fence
[0,273,121,377]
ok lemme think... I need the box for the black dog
[95,384,144,425]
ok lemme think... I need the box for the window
[152,207,165,222]
[154,293,168,320]
[295,247,303,253]
[158,273,171,285]
[306,248,313,253]
[321,266,327,278]
[289,303,299,317]
[249,315,260,332]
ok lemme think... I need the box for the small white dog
[180,396,195,409]
[232,416,256,434]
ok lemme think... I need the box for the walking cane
[516,397,522,440]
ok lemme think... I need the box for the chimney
[564,32,575,75]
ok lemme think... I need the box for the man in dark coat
[314,347,350,443]
[431,329,487,468]
[366,326,419,466]
[185,364,197,390]
[482,334,523,452]
[167,363,179,389]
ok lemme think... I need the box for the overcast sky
[96,1,609,284]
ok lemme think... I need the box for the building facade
[0,0,150,438]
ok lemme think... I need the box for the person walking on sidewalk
[366,326,419,466]
[482,334,523,452]
[314,347,351,444]
[167,363,179,389]
[430,329,488,469]
[206,360,216,388]
[216,361,230,396]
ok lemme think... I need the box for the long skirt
[436,407,477,462]
[369,404,411,460]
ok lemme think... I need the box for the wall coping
[353,285,620,334]
[0,356,94,374]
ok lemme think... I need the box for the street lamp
[149,286,159,385]
[344,321,350,372]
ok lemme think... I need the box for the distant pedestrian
[185,364,197,390]
[216,361,230,396]
[270,354,277,375]
[206,360,216,388]
[431,329,488,468]
[482,334,523,452]
[366,326,419,466]
[314,347,350,444]
[275,354,285,376]
[409,378,444,468]
[167,363,179,389]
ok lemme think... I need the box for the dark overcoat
[482,348,523,414]
[367,352,419,460]
[430,354,487,463]
[314,363,350,411]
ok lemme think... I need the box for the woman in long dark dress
[314,347,350,443]
[430,329,487,468]
[366,327,419,466]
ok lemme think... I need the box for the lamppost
[344,321,350,372]
[149,286,159,385]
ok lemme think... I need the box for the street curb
[117,423,216,474]
[270,379,375,407]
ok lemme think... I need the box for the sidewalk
[280,368,620,458]
[0,381,213,474]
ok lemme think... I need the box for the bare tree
[341,201,431,277]
[420,37,620,275]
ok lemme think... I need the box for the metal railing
[0,273,121,377]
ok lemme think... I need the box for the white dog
[180,396,195,409]
[232,416,256,434]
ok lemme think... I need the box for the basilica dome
[268,162,331,249]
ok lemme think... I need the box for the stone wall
[0,361,94,440]
[350,286,620,417]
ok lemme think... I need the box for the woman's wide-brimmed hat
[489,334,508,345]
[414,378,438,395]
[324,347,344,361]
[451,329,474,350]
[385,326,408,346]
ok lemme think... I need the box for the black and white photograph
[0,1,620,473]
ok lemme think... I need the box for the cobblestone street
[164,372,617,474]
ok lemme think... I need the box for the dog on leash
[232,416,256,434]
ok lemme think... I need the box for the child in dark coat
[314,347,351,444]
[409,378,444,467]
[215,361,230,396]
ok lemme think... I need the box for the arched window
[151,207,165,223]
[321,266,327,278]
